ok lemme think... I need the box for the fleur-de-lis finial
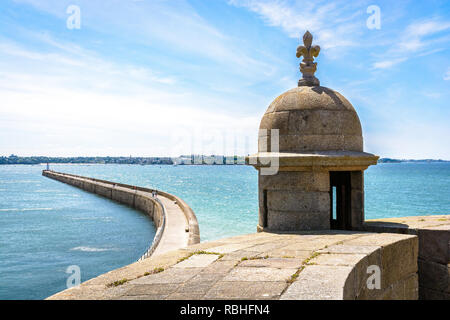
[296,31,320,86]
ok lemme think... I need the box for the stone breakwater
[42,170,200,259]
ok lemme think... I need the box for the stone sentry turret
[248,31,379,232]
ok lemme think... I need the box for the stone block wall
[350,234,419,299]
[363,216,450,300]
[417,227,450,299]
[350,171,364,229]
[258,171,330,231]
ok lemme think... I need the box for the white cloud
[13,0,272,77]
[422,91,442,99]
[228,0,366,55]
[372,57,406,69]
[398,19,450,51]
[0,36,260,157]
[444,68,450,81]
[372,18,450,69]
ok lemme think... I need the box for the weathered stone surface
[277,134,348,152]
[206,243,255,254]
[82,180,96,193]
[351,188,364,228]
[246,241,289,253]
[343,135,363,151]
[418,259,449,293]
[344,233,416,247]
[130,268,201,285]
[134,194,154,217]
[173,254,220,268]
[204,281,287,299]
[259,85,365,153]
[175,279,219,295]
[263,111,290,135]
[364,215,450,299]
[223,267,297,282]
[262,86,355,114]
[47,231,418,300]
[418,228,449,265]
[318,244,380,255]
[218,250,260,262]
[311,253,367,266]
[381,239,417,289]
[404,274,419,300]
[263,248,312,259]
[419,286,450,300]
[286,110,362,136]
[239,258,304,269]
[379,281,405,300]
[371,274,419,300]
[111,187,135,207]
[268,210,329,231]
[267,190,329,212]
[121,284,178,297]
[94,183,112,198]
[259,171,329,192]
[199,260,236,274]
[281,265,354,300]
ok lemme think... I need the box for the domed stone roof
[259,85,363,153]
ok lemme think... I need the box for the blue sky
[0,0,449,158]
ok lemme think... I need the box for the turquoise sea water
[0,163,449,299]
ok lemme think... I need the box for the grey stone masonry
[363,215,450,300]
[47,230,419,300]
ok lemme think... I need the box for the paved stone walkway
[48,229,418,300]
[152,195,189,256]
[365,215,450,232]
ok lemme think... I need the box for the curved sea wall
[364,215,450,300]
[42,170,200,260]
[47,230,419,300]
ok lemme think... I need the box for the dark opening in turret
[330,172,352,230]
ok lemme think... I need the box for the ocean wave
[70,246,113,252]
[70,216,113,222]
[0,208,53,212]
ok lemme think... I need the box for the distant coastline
[0,154,246,165]
[378,158,450,163]
[0,155,448,165]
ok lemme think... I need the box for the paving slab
[318,244,380,255]
[122,284,179,296]
[311,253,367,266]
[281,265,354,300]
[206,243,256,254]
[204,281,288,300]
[223,267,297,282]
[173,254,220,268]
[130,268,201,285]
